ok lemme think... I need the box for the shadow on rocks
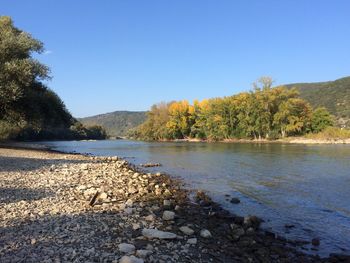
[0,211,126,263]
[0,187,55,204]
[0,156,91,172]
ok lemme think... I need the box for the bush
[311,107,334,133]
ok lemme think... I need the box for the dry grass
[306,127,350,140]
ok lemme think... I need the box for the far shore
[147,137,350,144]
[2,135,350,152]
[1,144,348,262]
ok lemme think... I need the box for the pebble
[187,238,197,245]
[162,210,175,221]
[118,243,136,254]
[142,228,177,239]
[179,226,194,235]
[145,214,156,222]
[99,192,108,200]
[200,229,212,238]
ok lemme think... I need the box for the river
[40,139,350,257]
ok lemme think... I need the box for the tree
[166,100,194,139]
[274,98,312,137]
[311,107,334,133]
[0,16,100,141]
[0,16,49,122]
[135,102,172,140]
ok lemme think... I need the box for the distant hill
[284,76,350,128]
[79,111,147,137]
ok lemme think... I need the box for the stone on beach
[118,243,136,254]
[142,228,177,239]
[187,238,197,245]
[179,226,194,235]
[99,192,108,200]
[200,229,212,238]
[162,210,175,221]
[145,214,156,222]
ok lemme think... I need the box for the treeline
[0,16,106,141]
[130,78,334,141]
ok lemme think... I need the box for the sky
[1,0,350,117]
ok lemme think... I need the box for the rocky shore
[0,147,349,262]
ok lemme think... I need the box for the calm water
[41,140,350,256]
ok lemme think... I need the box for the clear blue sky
[2,1,350,117]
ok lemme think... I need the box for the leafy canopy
[0,16,106,141]
[132,77,334,141]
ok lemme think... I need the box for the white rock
[142,228,177,239]
[179,226,194,235]
[99,192,108,200]
[118,243,136,254]
[132,223,141,230]
[162,210,175,221]
[200,229,212,238]
[187,238,197,245]
[119,256,144,263]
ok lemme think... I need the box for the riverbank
[284,137,350,144]
[0,146,349,262]
[153,137,350,144]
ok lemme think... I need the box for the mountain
[79,111,147,137]
[284,76,350,127]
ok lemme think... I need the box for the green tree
[274,98,312,137]
[0,16,101,141]
[311,107,334,133]
[0,16,49,122]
